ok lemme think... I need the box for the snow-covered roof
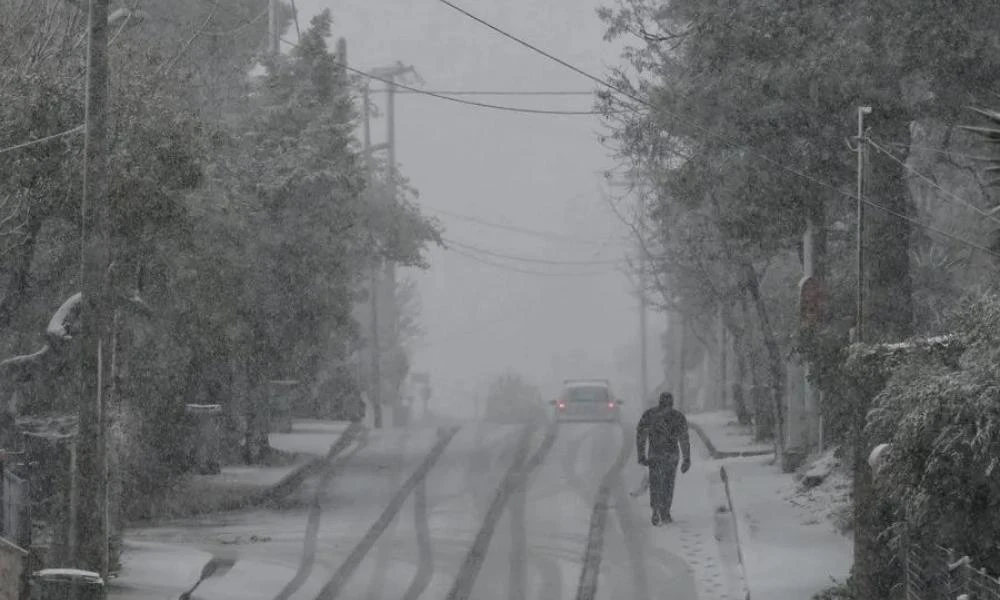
[33,568,103,583]
[563,378,611,388]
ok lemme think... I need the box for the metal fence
[905,543,1000,600]
[0,464,30,548]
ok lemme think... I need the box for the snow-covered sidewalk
[691,411,854,600]
[688,411,773,458]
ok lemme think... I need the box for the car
[550,379,624,422]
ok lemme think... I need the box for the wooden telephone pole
[361,75,383,429]
[77,0,113,575]
[852,105,879,600]
[368,63,418,422]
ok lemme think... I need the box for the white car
[550,379,623,422]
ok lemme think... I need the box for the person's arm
[679,413,691,460]
[636,411,650,464]
[678,412,692,471]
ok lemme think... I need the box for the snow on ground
[785,448,853,532]
[639,436,745,600]
[108,540,214,600]
[723,451,853,600]
[688,411,773,454]
[268,420,353,456]
[689,411,853,600]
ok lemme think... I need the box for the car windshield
[566,386,610,402]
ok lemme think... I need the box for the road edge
[718,465,752,600]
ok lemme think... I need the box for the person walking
[636,391,691,525]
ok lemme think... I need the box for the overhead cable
[0,125,84,155]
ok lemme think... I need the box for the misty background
[293,0,660,413]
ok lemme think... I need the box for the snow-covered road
[124,420,723,600]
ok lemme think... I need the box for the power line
[437,0,641,105]
[390,91,602,115]
[286,14,1000,266]
[147,6,268,37]
[448,246,618,276]
[279,38,603,116]
[860,194,1000,260]
[436,0,1000,267]
[444,237,624,266]
[386,89,595,96]
[868,137,1000,227]
[0,125,84,155]
[433,0,883,206]
[426,303,541,343]
[878,139,998,163]
[424,205,609,244]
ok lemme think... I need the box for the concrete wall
[0,536,27,600]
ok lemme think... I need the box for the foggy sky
[295,0,660,414]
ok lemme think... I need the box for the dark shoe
[651,510,661,526]
[661,512,673,524]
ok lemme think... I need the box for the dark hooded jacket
[636,402,691,462]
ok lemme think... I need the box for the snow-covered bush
[867,294,1000,568]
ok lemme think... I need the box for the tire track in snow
[574,421,631,600]
[465,421,519,516]
[403,421,509,599]
[400,475,433,600]
[561,425,599,506]
[272,426,371,600]
[315,426,460,600]
[364,430,413,600]
[508,463,528,600]
[446,422,558,600]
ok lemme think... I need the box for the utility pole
[717,304,727,410]
[674,311,686,411]
[368,63,418,420]
[638,192,649,407]
[384,75,398,410]
[78,0,112,576]
[638,259,649,406]
[361,79,383,429]
[855,105,871,342]
[268,0,280,56]
[853,104,878,600]
[339,38,381,432]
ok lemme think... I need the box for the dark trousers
[648,455,679,516]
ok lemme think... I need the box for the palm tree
[961,107,1000,253]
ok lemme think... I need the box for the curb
[242,420,365,509]
[720,465,752,600]
[688,421,774,460]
